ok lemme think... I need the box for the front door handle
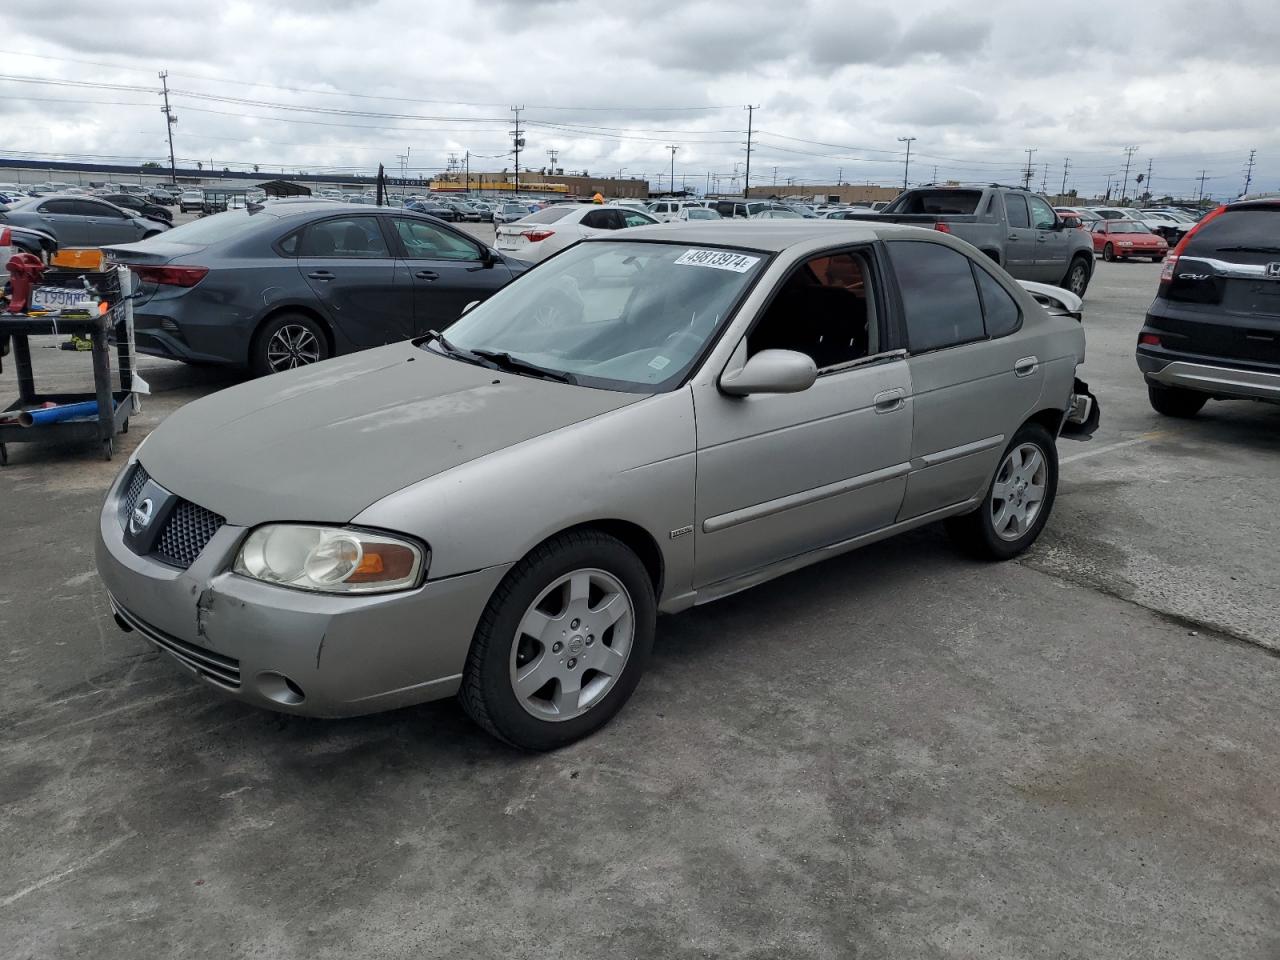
[1008,233,1019,240]
[873,388,906,413]
[415,270,439,281]
[1014,356,1040,377]
[307,270,335,280]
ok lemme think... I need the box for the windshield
[1107,222,1149,233]
[436,240,768,392]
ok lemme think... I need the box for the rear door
[389,214,513,334]
[1002,193,1039,279]
[885,239,1044,520]
[294,215,415,347]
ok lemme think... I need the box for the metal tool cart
[0,267,138,464]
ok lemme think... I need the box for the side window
[1091,222,1107,234]
[1005,195,1031,229]
[581,209,615,229]
[1028,196,1056,230]
[748,250,876,370]
[40,199,75,214]
[297,217,390,258]
[621,211,655,228]
[972,266,1021,338]
[393,217,481,261]
[886,241,985,353]
[278,231,300,256]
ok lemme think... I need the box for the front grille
[120,463,149,527]
[154,500,226,568]
[113,600,241,689]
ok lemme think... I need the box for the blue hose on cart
[18,400,112,427]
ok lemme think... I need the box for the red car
[1091,220,1168,261]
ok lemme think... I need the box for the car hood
[138,342,645,526]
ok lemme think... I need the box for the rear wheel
[1103,243,1116,262]
[1061,255,1091,296]
[460,530,656,750]
[251,313,330,376]
[945,423,1058,561]
[1147,382,1207,418]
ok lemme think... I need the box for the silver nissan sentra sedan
[97,221,1098,749]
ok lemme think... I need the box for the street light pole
[897,136,916,191]
[667,145,679,196]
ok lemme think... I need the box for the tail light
[1138,333,1161,347]
[523,230,555,242]
[1158,205,1226,297]
[0,227,10,246]
[933,222,952,234]
[130,265,209,288]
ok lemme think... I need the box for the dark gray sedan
[0,194,169,246]
[104,202,527,375]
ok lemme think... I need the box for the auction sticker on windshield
[674,249,761,273]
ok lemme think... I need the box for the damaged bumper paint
[95,459,511,717]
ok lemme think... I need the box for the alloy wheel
[1067,262,1088,295]
[509,568,635,721]
[990,442,1048,542]
[266,324,322,371]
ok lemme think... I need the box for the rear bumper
[1141,355,1280,401]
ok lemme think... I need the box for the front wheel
[1102,243,1116,262]
[1061,256,1091,296]
[1147,382,1207,418]
[944,423,1059,561]
[460,530,656,750]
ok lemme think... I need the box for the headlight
[234,525,426,594]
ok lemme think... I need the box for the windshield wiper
[1215,245,1280,254]
[424,328,490,368]
[471,349,577,384]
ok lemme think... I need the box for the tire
[1147,382,1207,418]
[1060,255,1091,297]
[459,530,657,750]
[1103,243,1116,262]
[944,423,1059,561]
[250,312,330,377]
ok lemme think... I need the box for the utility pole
[1022,148,1037,189]
[706,170,711,195]
[1141,158,1153,201]
[932,164,939,184]
[1040,163,1049,193]
[1060,157,1070,200]
[666,145,679,196]
[1104,172,1114,201]
[1243,148,1257,197]
[510,105,524,195]
[837,166,843,185]
[1196,169,1209,208]
[1120,145,1139,203]
[772,166,778,186]
[898,136,917,190]
[158,70,178,186]
[547,148,559,174]
[464,150,470,195]
[743,104,758,198]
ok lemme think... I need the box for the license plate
[31,286,91,310]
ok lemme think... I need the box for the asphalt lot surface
[2,255,1278,959]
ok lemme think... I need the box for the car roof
[588,219,911,252]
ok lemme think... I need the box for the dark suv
[1137,199,1280,416]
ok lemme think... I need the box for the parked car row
[0,194,170,246]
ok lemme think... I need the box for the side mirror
[719,349,817,397]
[461,300,480,316]
[1061,216,1081,229]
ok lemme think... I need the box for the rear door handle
[307,270,335,280]
[873,388,906,413]
[415,270,439,280]
[1014,356,1040,377]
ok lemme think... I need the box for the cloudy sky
[1,0,1276,200]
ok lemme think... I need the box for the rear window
[158,209,278,245]
[886,190,983,215]
[521,206,575,224]
[1183,207,1280,263]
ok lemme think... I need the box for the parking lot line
[1059,430,1166,465]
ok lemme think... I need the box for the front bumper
[1139,353,1280,402]
[95,461,512,717]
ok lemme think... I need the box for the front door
[1028,194,1068,282]
[1002,193,1039,280]
[389,215,514,334]
[693,247,913,588]
[294,215,414,347]
[36,199,88,245]
[882,239,1045,520]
